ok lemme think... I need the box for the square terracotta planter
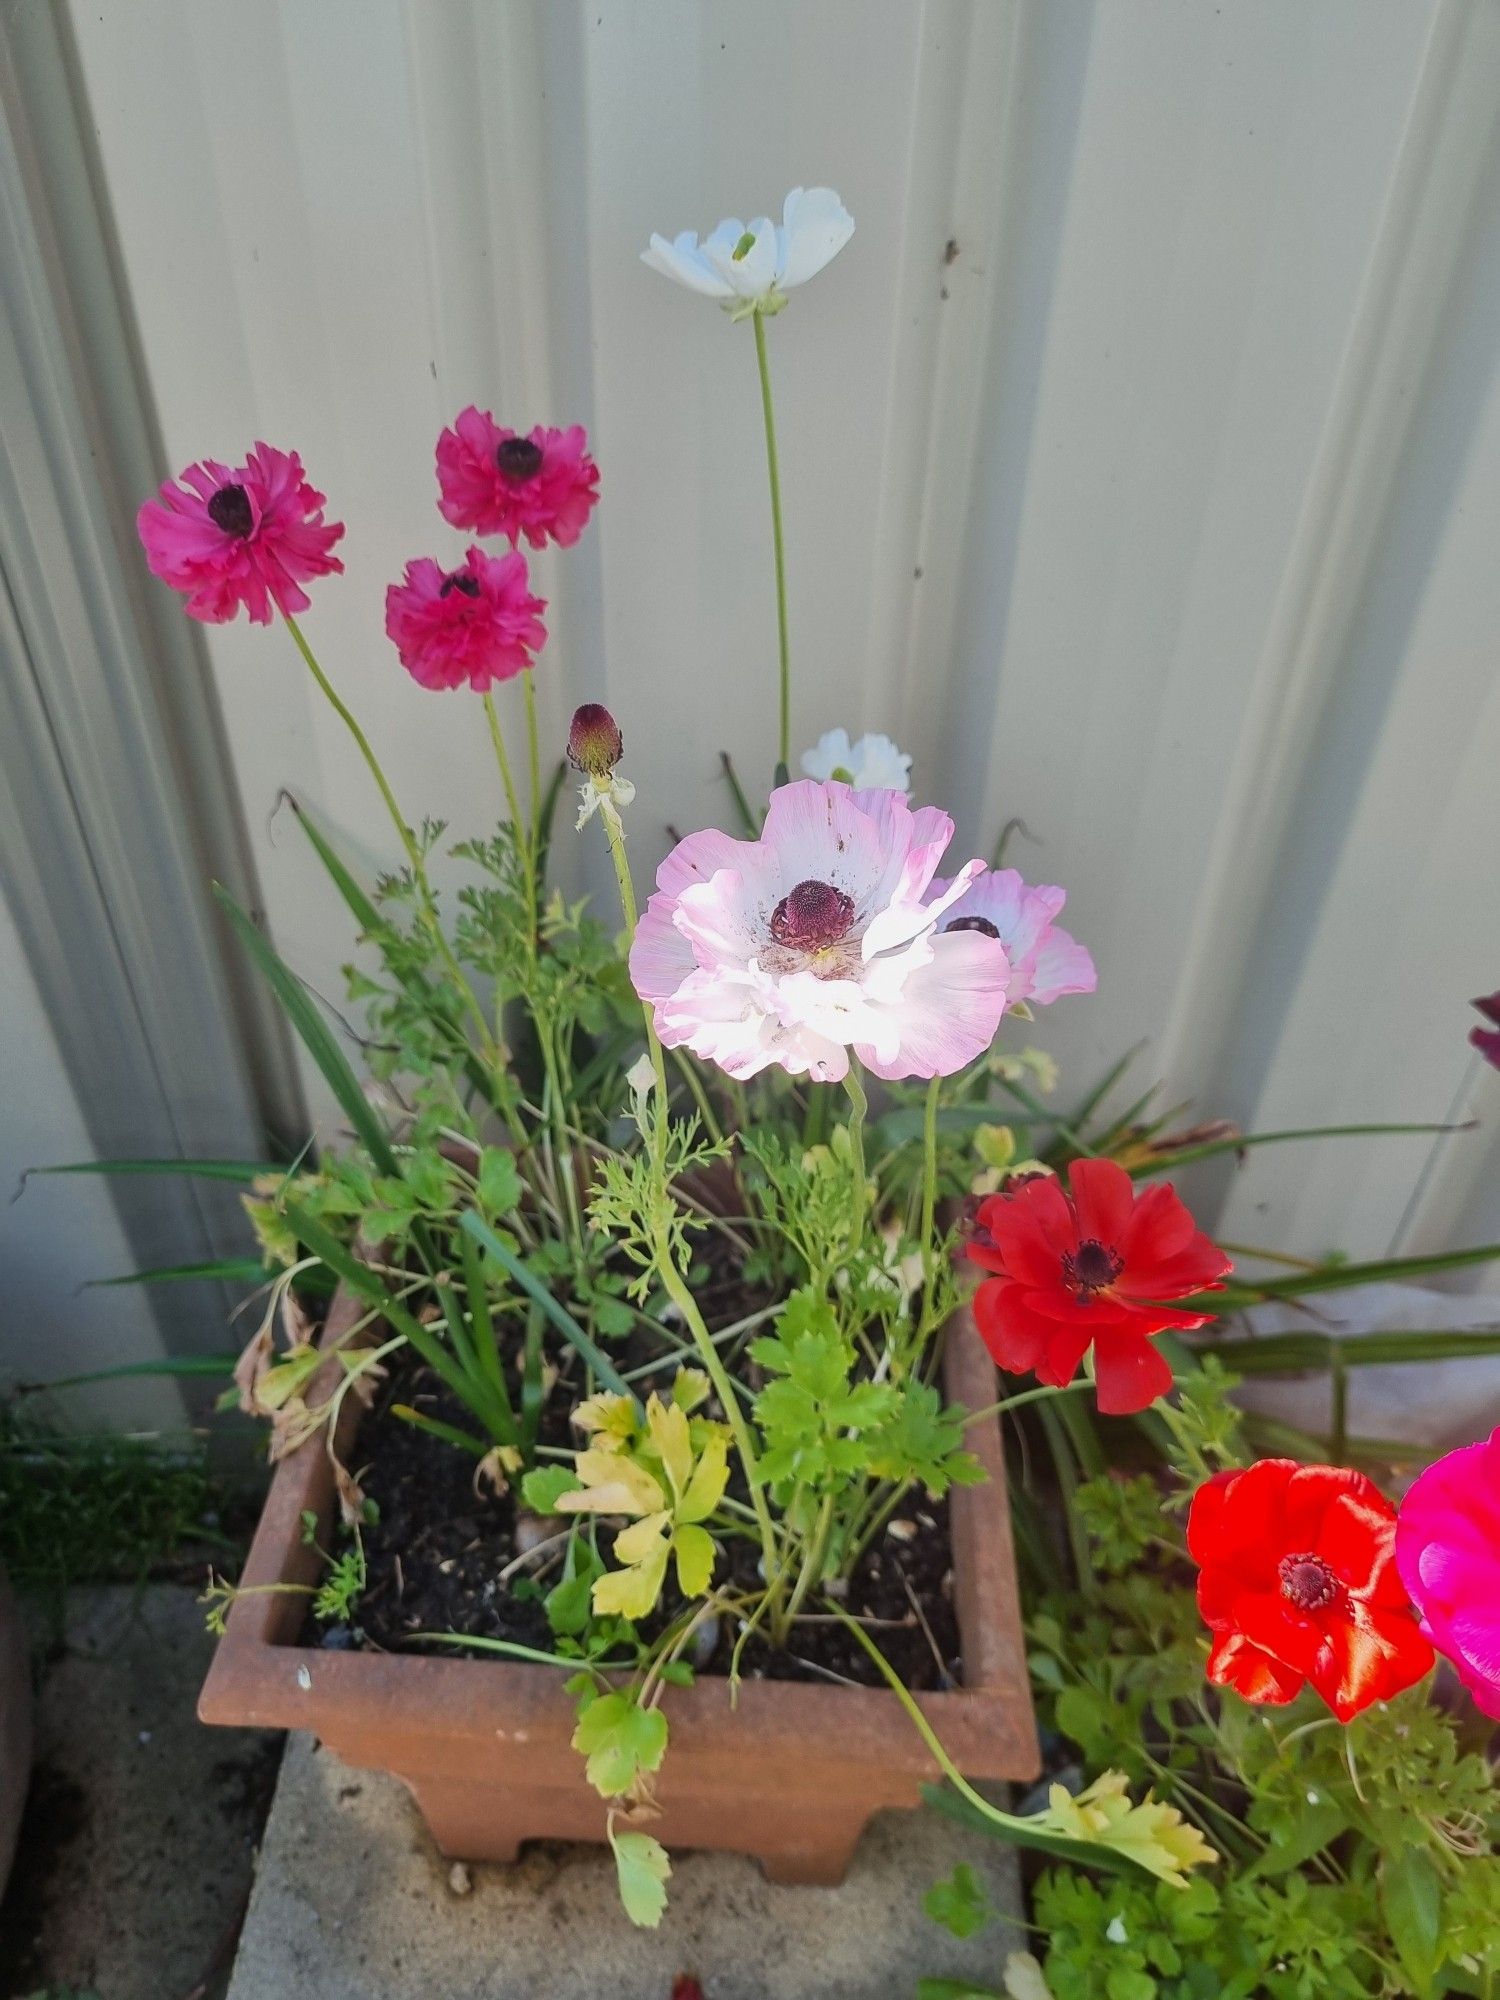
[200,1284,1040,1884]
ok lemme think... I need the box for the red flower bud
[568,702,624,776]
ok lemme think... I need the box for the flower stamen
[769,879,855,952]
[439,571,482,599]
[206,482,253,538]
[1279,1553,1341,1613]
[946,915,1001,938]
[496,436,544,483]
[1060,1237,1124,1302]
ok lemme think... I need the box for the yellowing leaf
[554,1449,664,1519]
[257,1346,323,1413]
[610,1826,671,1928]
[646,1394,694,1504]
[593,1536,670,1619]
[669,1367,711,1413]
[679,1433,729,1525]
[574,1391,637,1446]
[1036,1771,1217,1887]
[571,1693,668,1797]
[672,1523,716,1598]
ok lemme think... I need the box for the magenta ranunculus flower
[137,442,345,625]
[629,781,1009,1084]
[435,409,600,550]
[384,546,547,693]
[1469,992,1500,1070]
[1395,1427,1500,1720]
[925,867,1095,1008]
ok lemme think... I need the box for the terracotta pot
[200,1286,1039,1883]
[0,1559,32,1897]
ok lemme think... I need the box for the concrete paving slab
[227,1733,1023,2000]
[0,1585,280,2000]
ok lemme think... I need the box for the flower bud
[568,702,624,777]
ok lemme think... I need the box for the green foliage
[570,1688,669,1798]
[926,1862,997,1940]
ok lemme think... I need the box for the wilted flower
[1188,1459,1434,1721]
[1030,1770,1217,1886]
[569,703,635,829]
[630,780,1007,1083]
[642,187,854,318]
[800,728,911,793]
[1395,1426,1500,1719]
[927,867,1095,1008]
[384,547,547,692]
[1469,992,1500,1070]
[966,1159,1229,1414]
[436,410,600,549]
[137,441,344,624]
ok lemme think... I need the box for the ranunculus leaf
[610,1827,671,1929]
[570,1692,668,1798]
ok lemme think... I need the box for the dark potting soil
[320,1350,963,1694]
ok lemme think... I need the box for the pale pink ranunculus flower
[137,441,344,625]
[629,780,1009,1084]
[926,867,1096,1008]
[1395,1426,1500,1720]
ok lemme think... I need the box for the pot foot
[756,1818,868,1886]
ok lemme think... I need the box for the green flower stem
[597,801,670,1114]
[776,1489,835,1636]
[959,1379,1096,1428]
[920,1075,941,1295]
[483,691,539,954]
[752,308,792,771]
[522,668,542,845]
[283,613,493,1055]
[833,1607,1033,1835]
[841,1062,870,1252]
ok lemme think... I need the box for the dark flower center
[440,571,481,598]
[1060,1237,1124,1299]
[770,879,856,951]
[1279,1553,1340,1613]
[207,482,253,538]
[496,436,544,482]
[946,915,1001,938]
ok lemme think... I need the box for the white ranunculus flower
[641,187,854,318]
[800,728,912,794]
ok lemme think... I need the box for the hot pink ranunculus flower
[137,442,345,625]
[435,409,600,550]
[384,546,547,693]
[1395,1427,1500,1720]
[630,781,1009,1083]
[925,866,1095,1007]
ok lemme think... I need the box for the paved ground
[227,1733,1023,2000]
[0,1586,280,2000]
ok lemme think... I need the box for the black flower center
[946,915,1001,938]
[1279,1553,1340,1613]
[440,571,481,598]
[207,482,253,538]
[770,879,856,951]
[1060,1237,1124,1299]
[496,436,544,482]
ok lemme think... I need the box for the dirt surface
[325,1354,962,1692]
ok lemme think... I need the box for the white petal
[800,728,855,781]
[778,186,855,290]
[702,217,777,300]
[641,231,735,299]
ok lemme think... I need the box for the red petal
[1206,1630,1305,1706]
[972,1280,1053,1375]
[1066,1157,1134,1250]
[1091,1325,1173,1414]
[1189,1459,1301,1571]
[1119,1180,1199,1264]
[1034,1322,1095,1389]
[985,1202,1069,1287]
[1319,1489,1399,1596]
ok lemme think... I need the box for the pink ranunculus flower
[137,442,345,625]
[925,867,1095,1008]
[629,781,1010,1084]
[435,409,600,550]
[1395,1427,1500,1720]
[384,546,547,693]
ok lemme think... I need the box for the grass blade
[85,1258,268,1289]
[460,1211,634,1402]
[214,884,398,1177]
[24,1158,273,1185]
[1131,1121,1473,1176]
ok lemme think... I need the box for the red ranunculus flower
[1187,1459,1434,1722]
[965,1158,1230,1414]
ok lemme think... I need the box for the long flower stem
[752,309,792,772]
[920,1075,941,1296]
[283,612,492,1054]
[842,1063,869,1254]
[483,691,539,953]
[522,668,542,846]
[598,803,669,1111]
